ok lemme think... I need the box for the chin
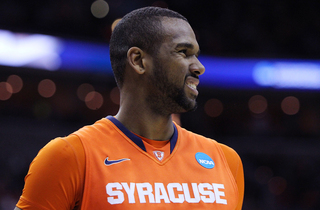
[171,89,198,113]
[180,100,198,113]
[188,102,198,112]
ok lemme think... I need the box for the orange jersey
[17,116,244,209]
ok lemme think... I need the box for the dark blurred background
[1,0,320,209]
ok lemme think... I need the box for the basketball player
[15,7,244,209]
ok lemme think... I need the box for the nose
[190,57,205,76]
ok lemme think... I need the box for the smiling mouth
[185,75,200,97]
[186,82,199,98]
[186,83,197,90]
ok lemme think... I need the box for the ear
[127,47,146,75]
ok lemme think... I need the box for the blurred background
[1,0,320,209]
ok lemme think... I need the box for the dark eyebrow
[176,42,200,57]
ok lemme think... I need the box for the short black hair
[109,6,188,88]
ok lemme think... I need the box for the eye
[178,49,187,55]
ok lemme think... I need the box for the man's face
[146,17,205,115]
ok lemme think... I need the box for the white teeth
[187,83,197,90]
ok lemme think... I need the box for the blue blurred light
[2,29,320,90]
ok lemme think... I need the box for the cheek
[174,64,188,83]
[168,61,187,76]
[167,66,184,81]
[158,58,188,85]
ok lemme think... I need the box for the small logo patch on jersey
[104,157,130,166]
[153,151,164,161]
[195,152,215,169]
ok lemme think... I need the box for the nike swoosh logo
[104,157,130,166]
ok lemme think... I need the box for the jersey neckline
[106,116,178,154]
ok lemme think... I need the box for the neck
[115,101,174,141]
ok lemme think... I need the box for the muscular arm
[15,135,85,210]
